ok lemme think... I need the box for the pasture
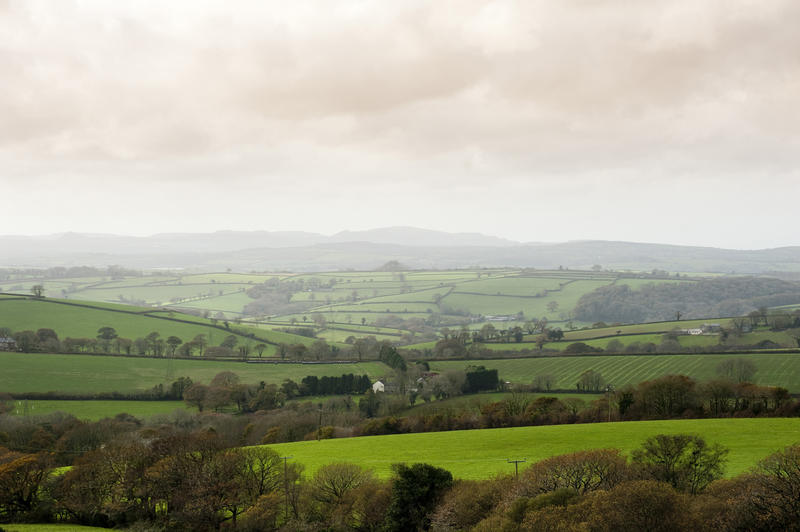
[441,279,613,320]
[2,269,726,337]
[0,296,323,354]
[265,417,800,479]
[2,525,110,532]
[429,352,800,391]
[0,352,389,393]
[9,399,191,420]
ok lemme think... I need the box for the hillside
[0,294,318,356]
[265,418,800,479]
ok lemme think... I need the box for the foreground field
[1,525,108,532]
[430,352,800,391]
[266,418,800,480]
[0,352,388,393]
[9,399,190,420]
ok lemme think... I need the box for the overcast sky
[1,0,798,249]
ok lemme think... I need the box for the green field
[442,279,613,320]
[429,353,800,391]
[9,399,191,420]
[2,525,111,532]
[0,352,389,393]
[2,270,725,340]
[265,417,800,479]
[0,296,325,355]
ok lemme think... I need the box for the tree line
[573,276,800,323]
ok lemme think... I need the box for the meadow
[0,296,323,355]
[264,417,800,479]
[9,399,190,420]
[0,352,388,393]
[2,525,110,532]
[429,352,800,391]
[2,269,697,329]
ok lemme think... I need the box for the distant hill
[1,229,799,273]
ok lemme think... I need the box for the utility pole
[281,455,293,522]
[507,458,526,479]
[606,384,614,423]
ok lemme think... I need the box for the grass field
[429,352,800,391]
[2,525,111,532]
[265,417,800,479]
[442,279,613,319]
[0,352,389,393]
[3,270,727,340]
[0,296,324,355]
[9,399,191,420]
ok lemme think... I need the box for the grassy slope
[429,353,800,391]
[0,297,323,353]
[442,279,612,319]
[265,417,800,479]
[3,525,111,532]
[0,352,389,393]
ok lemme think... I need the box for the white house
[372,380,385,393]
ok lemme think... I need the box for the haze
[1,0,798,249]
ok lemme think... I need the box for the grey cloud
[0,0,799,248]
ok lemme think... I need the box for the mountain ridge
[1,228,798,273]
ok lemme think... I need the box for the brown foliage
[517,448,631,497]
[0,447,52,519]
[430,477,511,531]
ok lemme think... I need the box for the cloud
[0,0,798,246]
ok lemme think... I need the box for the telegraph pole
[606,384,614,422]
[507,458,526,479]
[281,455,293,522]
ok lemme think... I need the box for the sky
[1,0,799,249]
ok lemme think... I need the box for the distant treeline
[298,374,372,396]
[573,276,800,323]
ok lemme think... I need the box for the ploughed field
[264,417,800,480]
[430,353,800,392]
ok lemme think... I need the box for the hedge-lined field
[265,417,800,479]
[0,352,388,394]
[429,353,800,391]
[9,399,191,420]
[0,297,322,355]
